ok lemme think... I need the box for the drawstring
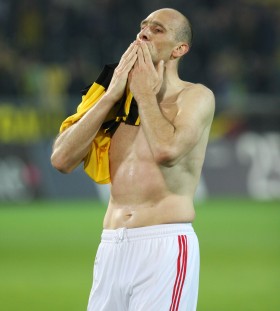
[114,228,127,243]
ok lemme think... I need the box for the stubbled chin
[150,53,160,65]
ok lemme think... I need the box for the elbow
[153,146,178,167]
[50,151,74,174]
[153,139,197,167]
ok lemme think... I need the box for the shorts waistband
[101,223,194,243]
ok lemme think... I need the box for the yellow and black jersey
[59,63,140,184]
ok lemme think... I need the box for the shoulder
[176,82,215,125]
[178,81,214,106]
[181,82,215,102]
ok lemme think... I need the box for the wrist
[103,91,120,104]
[133,91,155,103]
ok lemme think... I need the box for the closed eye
[155,28,163,33]
[139,22,165,33]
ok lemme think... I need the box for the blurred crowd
[0,0,279,111]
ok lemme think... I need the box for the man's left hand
[128,41,164,99]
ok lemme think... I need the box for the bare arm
[129,42,215,166]
[51,42,139,173]
[136,86,214,166]
[51,94,117,173]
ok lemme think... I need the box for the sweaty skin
[51,9,215,229]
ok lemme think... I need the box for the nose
[137,26,149,41]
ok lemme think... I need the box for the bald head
[155,8,193,47]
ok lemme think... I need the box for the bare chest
[108,123,165,202]
[109,101,178,159]
[109,123,148,163]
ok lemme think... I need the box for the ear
[172,43,189,59]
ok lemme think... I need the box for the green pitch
[0,198,279,311]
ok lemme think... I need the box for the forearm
[136,93,176,163]
[51,94,116,173]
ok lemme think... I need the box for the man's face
[136,10,180,64]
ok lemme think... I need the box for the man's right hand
[106,41,139,102]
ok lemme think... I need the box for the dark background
[0,0,279,201]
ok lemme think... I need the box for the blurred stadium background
[0,0,279,310]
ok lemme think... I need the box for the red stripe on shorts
[169,235,188,311]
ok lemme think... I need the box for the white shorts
[87,223,200,311]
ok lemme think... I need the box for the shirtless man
[51,8,214,311]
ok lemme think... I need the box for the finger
[141,41,153,66]
[123,41,137,57]
[121,53,138,73]
[121,44,138,63]
[119,44,137,68]
[118,46,138,72]
[137,47,145,66]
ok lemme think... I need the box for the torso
[103,83,211,229]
